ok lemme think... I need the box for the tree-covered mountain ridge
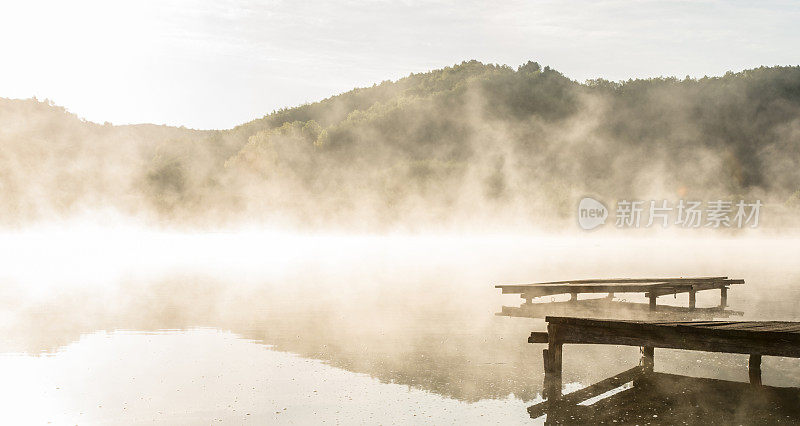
[2,60,799,229]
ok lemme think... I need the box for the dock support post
[543,325,563,400]
[569,292,577,301]
[523,294,533,305]
[641,346,654,373]
[689,290,697,310]
[648,294,657,310]
[749,354,762,386]
[606,292,615,299]
[720,287,728,308]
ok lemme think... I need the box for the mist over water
[2,57,800,424]
[2,0,800,422]
[2,227,799,423]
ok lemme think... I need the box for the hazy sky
[1,0,798,129]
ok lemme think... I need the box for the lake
[2,229,799,424]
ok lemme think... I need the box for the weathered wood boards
[530,316,800,402]
[537,316,800,357]
[509,276,731,286]
[526,365,645,419]
[496,276,745,310]
[528,370,800,423]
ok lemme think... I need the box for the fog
[1,228,799,422]
[2,63,799,231]
[3,231,799,362]
[2,61,800,423]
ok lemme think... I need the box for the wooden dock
[496,276,744,311]
[527,369,800,423]
[529,316,800,401]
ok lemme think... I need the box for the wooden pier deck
[529,316,800,401]
[496,276,744,310]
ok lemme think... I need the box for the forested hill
[2,61,800,229]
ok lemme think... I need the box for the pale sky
[1,0,798,129]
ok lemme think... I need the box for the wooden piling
[642,346,654,372]
[544,324,563,399]
[720,287,728,308]
[689,290,696,310]
[749,354,762,386]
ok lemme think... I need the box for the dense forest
[2,61,799,230]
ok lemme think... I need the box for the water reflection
[1,235,800,423]
[498,298,744,321]
[2,278,547,402]
[0,329,534,424]
[530,368,800,424]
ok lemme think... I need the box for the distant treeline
[2,61,799,229]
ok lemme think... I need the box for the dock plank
[496,276,742,299]
[540,316,800,357]
[503,276,728,286]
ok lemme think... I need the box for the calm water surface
[2,231,799,424]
